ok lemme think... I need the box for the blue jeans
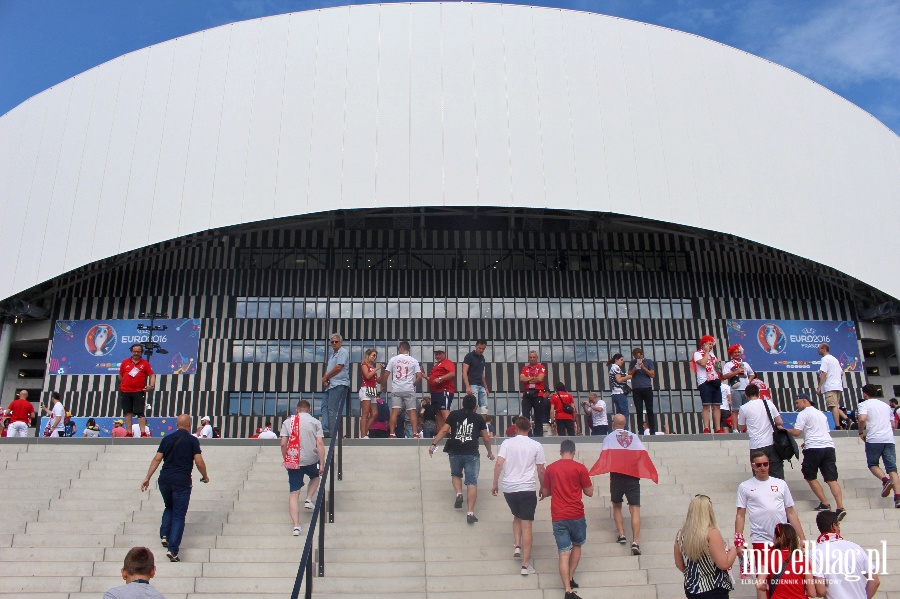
[321,385,349,435]
[158,482,192,555]
[448,454,481,486]
[613,393,629,429]
[470,385,488,410]
[552,518,587,553]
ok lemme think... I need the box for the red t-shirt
[8,398,35,423]
[520,364,546,396]
[119,358,154,393]
[361,363,378,389]
[543,458,592,521]
[550,392,576,421]
[429,359,456,394]
[765,548,808,599]
[111,426,128,437]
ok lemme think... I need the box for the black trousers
[632,387,656,434]
[521,392,544,437]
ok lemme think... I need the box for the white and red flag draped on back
[589,429,659,484]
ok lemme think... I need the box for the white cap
[201,416,211,423]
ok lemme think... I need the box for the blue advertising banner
[725,319,861,373]
[38,416,183,438]
[49,319,201,375]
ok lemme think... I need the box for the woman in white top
[582,392,608,435]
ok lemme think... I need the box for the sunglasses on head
[752,461,770,467]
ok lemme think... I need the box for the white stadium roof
[1,2,898,300]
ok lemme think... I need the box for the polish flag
[589,429,659,483]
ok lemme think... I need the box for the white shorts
[359,387,378,403]
[390,391,418,411]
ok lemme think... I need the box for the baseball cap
[796,392,811,401]
[201,416,211,422]
[114,419,123,425]
[434,348,445,354]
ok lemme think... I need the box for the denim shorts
[865,442,897,473]
[470,385,488,408]
[287,464,320,492]
[448,454,480,486]
[552,518,587,553]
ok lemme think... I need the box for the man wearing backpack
[737,384,786,479]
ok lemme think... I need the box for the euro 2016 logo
[757,324,786,355]
[85,324,117,357]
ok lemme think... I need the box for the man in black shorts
[609,414,642,555]
[787,392,846,520]
[491,417,546,575]
[118,344,156,437]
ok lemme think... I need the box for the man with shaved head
[141,414,209,562]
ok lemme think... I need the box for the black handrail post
[329,430,336,523]
[337,417,344,482]
[304,548,313,599]
[318,498,325,577]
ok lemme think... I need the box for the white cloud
[757,0,900,85]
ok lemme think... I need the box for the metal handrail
[290,394,347,599]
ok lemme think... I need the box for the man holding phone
[628,348,656,435]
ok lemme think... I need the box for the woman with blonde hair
[359,349,382,439]
[674,494,738,598]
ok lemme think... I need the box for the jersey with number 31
[385,354,422,393]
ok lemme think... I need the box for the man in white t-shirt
[258,422,278,440]
[379,340,425,438]
[811,510,879,599]
[280,399,326,535]
[786,392,845,520]
[737,384,786,479]
[196,416,213,439]
[734,451,804,576]
[48,392,66,437]
[721,344,756,407]
[491,417,546,576]
[582,392,608,435]
[816,343,845,430]
[857,384,900,509]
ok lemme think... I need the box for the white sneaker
[363,435,369,439]
[414,432,423,439]
[304,499,314,510]
[292,526,302,536]
[520,565,535,575]
[480,406,489,415]
[513,546,522,557]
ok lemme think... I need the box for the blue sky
[1,0,898,133]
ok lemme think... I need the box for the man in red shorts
[118,344,156,437]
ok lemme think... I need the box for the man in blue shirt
[141,414,209,562]
[627,348,657,435]
[320,333,351,437]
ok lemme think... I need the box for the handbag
[764,401,799,462]
[620,384,633,396]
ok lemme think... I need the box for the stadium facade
[1,3,898,436]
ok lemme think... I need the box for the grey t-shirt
[280,413,324,466]
[326,347,351,388]
[103,581,167,599]
[628,359,655,389]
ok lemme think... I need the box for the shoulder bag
[765,402,799,462]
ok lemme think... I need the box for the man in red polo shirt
[428,349,456,434]
[6,389,35,437]
[520,351,547,437]
[118,344,156,437]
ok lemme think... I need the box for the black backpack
[765,402,799,462]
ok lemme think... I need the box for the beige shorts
[823,391,841,409]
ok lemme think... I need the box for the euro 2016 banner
[725,319,861,373]
[49,319,201,375]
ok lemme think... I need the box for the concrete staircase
[0,435,896,598]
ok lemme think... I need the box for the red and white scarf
[704,352,718,379]
[816,532,843,544]
[283,414,301,470]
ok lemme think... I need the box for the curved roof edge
[0,2,898,300]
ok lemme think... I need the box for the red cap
[699,335,715,346]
